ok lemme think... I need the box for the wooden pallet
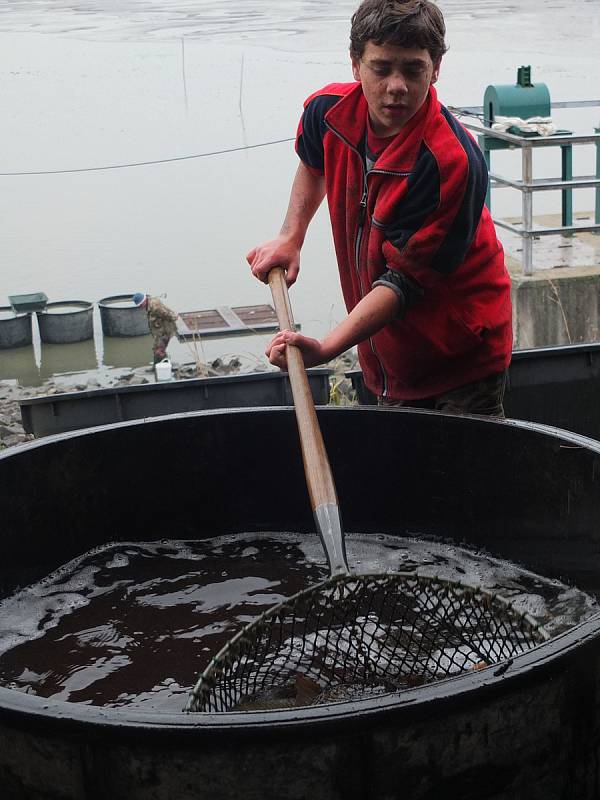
[177,304,286,341]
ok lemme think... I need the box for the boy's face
[351,41,440,137]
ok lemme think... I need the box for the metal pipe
[594,126,600,230]
[522,145,534,275]
[490,174,600,191]
[494,219,600,236]
[561,145,573,229]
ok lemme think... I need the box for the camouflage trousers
[152,334,172,364]
[377,371,507,417]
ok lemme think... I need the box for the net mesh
[186,572,548,713]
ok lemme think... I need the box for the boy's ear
[351,55,361,82]
[431,60,441,84]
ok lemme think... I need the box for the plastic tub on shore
[99,294,149,338]
[0,306,33,349]
[36,301,94,344]
[19,368,332,437]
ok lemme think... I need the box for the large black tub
[2,407,600,799]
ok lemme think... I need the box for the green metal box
[8,292,48,313]
[481,66,551,151]
[484,66,551,126]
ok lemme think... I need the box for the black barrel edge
[347,343,600,439]
[17,369,333,438]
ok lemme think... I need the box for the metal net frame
[185,572,549,713]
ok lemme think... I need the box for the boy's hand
[266,330,329,370]
[246,236,301,286]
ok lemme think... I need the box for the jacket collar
[325,83,440,172]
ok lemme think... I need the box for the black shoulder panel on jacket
[430,107,489,274]
[297,94,342,172]
[384,143,440,253]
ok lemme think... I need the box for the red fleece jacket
[296,82,512,400]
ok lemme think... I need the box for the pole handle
[268,267,337,510]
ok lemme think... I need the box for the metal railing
[453,100,600,275]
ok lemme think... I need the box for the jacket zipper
[325,121,409,397]
[353,172,389,396]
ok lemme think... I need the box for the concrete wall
[512,267,600,349]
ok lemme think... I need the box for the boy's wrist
[278,227,305,249]
[319,336,343,363]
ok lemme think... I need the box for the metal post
[595,126,600,230]
[561,144,573,230]
[484,147,492,210]
[522,144,534,275]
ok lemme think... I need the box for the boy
[247,0,511,415]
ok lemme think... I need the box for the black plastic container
[2,407,600,799]
[19,369,332,437]
[347,343,600,440]
[504,343,600,438]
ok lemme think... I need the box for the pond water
[1,0,599,384]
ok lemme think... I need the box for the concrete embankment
[506,212,600,349]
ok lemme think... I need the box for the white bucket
[155,357,173,382]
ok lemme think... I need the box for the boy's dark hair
[350,0,447,63]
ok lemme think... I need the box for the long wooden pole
[268,267,348,576]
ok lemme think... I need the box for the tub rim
[98,294,138,309]
[0,305,30,320]
[37,301,93,315]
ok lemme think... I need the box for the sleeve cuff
[372,267,424,318]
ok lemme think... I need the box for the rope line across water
[0,137,296,177]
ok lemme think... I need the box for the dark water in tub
[0,532,597,712]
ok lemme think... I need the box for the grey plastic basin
[0,306,32,349]
[37,301,94,344]
[99,294,149,337]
